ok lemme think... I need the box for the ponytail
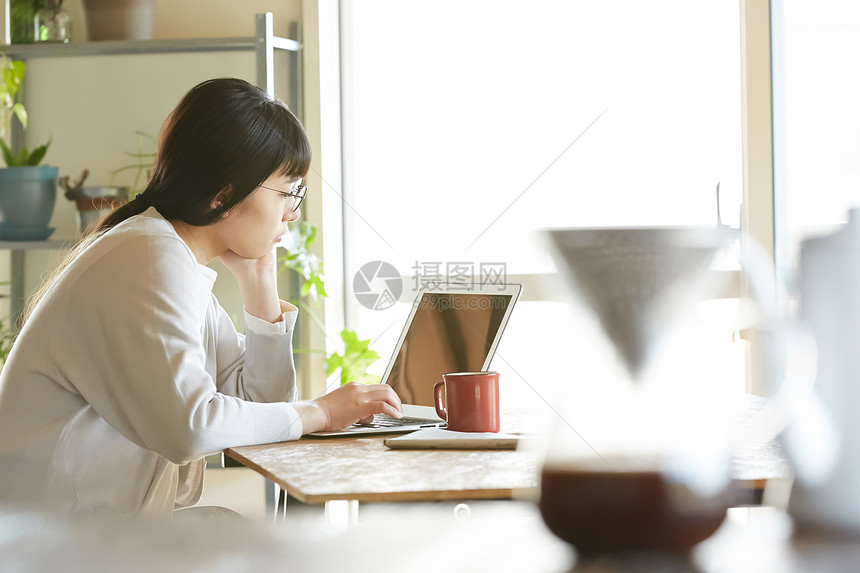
[98,193,153,231]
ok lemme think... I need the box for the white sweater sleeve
[49,234,303,464]
[213,301,299,403]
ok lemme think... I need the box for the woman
[0,78,402,516]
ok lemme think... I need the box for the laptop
[309,282,523,437]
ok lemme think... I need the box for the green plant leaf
[0,138,14,165]
[0,138,50,166]
[326,329,382,386]
[279,222,380,385]
[278,221,326,303]
[352,372,382,385]
[325,352,343,375]
[11,102,26,129]
[14,145,28,165]
[26,139,50,166]
[1,67,13,94]
[10,61,25,85]
[2,67,18,100]
[107,131,156,194]
[300,273,327,300]
[305,223,317,247]
[1,58,26,136]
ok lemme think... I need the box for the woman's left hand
[220,246,278,283]
[220,247,285,323]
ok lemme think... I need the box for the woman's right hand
[295,382,403,434]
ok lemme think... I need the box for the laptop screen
[383,291,515,407]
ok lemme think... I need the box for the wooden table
[225,435,788,509]
[225,434,539,504]
[224,397,791,507]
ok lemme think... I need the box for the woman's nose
[285,207,301,222]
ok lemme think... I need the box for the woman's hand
[220,248,285,323]
[220,247,278,284]
[295,382,404,434]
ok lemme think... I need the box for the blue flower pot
[0,166,59,239]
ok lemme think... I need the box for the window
[337,1,745,407]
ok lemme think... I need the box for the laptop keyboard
[354,414,442,428]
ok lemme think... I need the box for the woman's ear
[211,186,232,214]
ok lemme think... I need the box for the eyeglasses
[259,179,307,212]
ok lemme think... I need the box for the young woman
[0,78,402,517]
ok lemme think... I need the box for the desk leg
[276,487,288,523]
[269,482,287,523]
[269,483,311,523]
[324,500,360,528]
[265,482,360,526]
[266,479,277,516]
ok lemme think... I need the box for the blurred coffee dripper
[536,225,774,556]
[547,227,731,380]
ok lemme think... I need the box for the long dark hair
[22,78,311,325]
[103,77,311,229]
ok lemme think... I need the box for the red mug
[433,371,501,433]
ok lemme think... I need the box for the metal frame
[253,13,303,118]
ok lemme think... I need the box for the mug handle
[433,381,447,420]
[731,236,837,483]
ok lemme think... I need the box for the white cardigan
[0,208,303,516]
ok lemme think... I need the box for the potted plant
[0,54,57,240]
[81,0,155,41]
[59,131,154,235]
[58,170,125,236]
[280,222,382,387]
[9,0,43,44]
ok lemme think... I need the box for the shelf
[0,239,72,250]
[1,35,300,59]
[3,13,304,117]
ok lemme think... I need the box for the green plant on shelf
[279,221,381,386]
[9,0,44,44]
[109,131,156,195]
[0,54,51,166]
[0,136,50,167]
[0,55,26,137]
